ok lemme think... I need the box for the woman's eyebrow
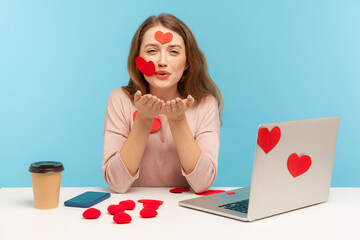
[144,43,159,48]
[168,44,182,49]
[144,43,183,49]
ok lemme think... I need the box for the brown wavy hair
[122,13,223,124]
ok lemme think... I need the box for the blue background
[1,0,359,188]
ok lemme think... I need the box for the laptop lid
[247,116,340,221]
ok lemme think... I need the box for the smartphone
[64,191,111,208]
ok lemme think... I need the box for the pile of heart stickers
[257,126,312,178]
[82,199,163,224]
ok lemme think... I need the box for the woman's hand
[134,90,164,121]
[162,95,195,121]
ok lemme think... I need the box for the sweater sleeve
[181,96,220,193]
[102,89,139,193]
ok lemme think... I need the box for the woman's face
[139,25,187,93]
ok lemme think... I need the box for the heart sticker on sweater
[257,126,281,154]
[135,57,155,77]
[287,153,312,178]
[154,31,173,44]
[133,110,161,133]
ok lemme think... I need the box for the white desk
[0,187,359,240]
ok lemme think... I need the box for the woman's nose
[157,53,168,67]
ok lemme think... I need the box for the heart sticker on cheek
[257,126,281,154]
[287,153,312,178]
[135,56,155,77]
[133,110,161,133]
[154,31,173,44]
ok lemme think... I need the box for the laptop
[179,116,340,222]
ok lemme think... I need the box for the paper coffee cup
[29,161,64,209]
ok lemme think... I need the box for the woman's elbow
[103,169,131,194]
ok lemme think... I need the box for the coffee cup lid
[29,161,64,173]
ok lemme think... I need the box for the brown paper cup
[29,161,64,209]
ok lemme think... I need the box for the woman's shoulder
[108,87,131,100]
[195,94,218,111]
[107,88,134,112]
[188,94,218,120]
[107,88,133,105]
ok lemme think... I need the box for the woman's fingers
[185,95,195,107]
[137,94,152,106]
[135,93,194,118]
[176,98,185,111]
[170,99,177,111]
[134,90,142,103]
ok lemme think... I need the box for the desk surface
[0,187,359,240]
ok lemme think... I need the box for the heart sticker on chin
[154,31,173,44]
[135,57,155,77]
[287,153,312,178]
[257,126,281,154]
[133,110,161,133]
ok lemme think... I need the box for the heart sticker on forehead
[154,31,173,44]
[135,56,155,77]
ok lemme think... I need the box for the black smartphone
[64,191,111,208]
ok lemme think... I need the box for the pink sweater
[102,88,220,193]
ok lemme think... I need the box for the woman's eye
[170,50,179,54]
[147,49,156,53]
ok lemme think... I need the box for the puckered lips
[155,70,170,79]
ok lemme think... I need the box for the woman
[103,14,223,193]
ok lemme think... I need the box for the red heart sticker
[143,201,162,210]
[133,110,161,133]
[140,208,158,218]
[154,31,173,44]
[196,190,226,196]
[107,204,126,215]
[169,187,190,193]
[135,56,155,77]
[113,212,132,224]
[137,199,164,205]
[83,208,101,219]
[257,126,281,154]
[119,200,136,210]
[287,153,312,178]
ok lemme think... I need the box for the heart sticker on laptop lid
[257,126,281,154]
[287,153,312,178]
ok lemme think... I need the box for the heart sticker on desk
[135,56,155,77]
[133,110,161,133]
[196,190,226,196]
[287,153,312,178]
[257,126,281,154]
[170,187,190,193]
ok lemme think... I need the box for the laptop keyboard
[218,199,249,214]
